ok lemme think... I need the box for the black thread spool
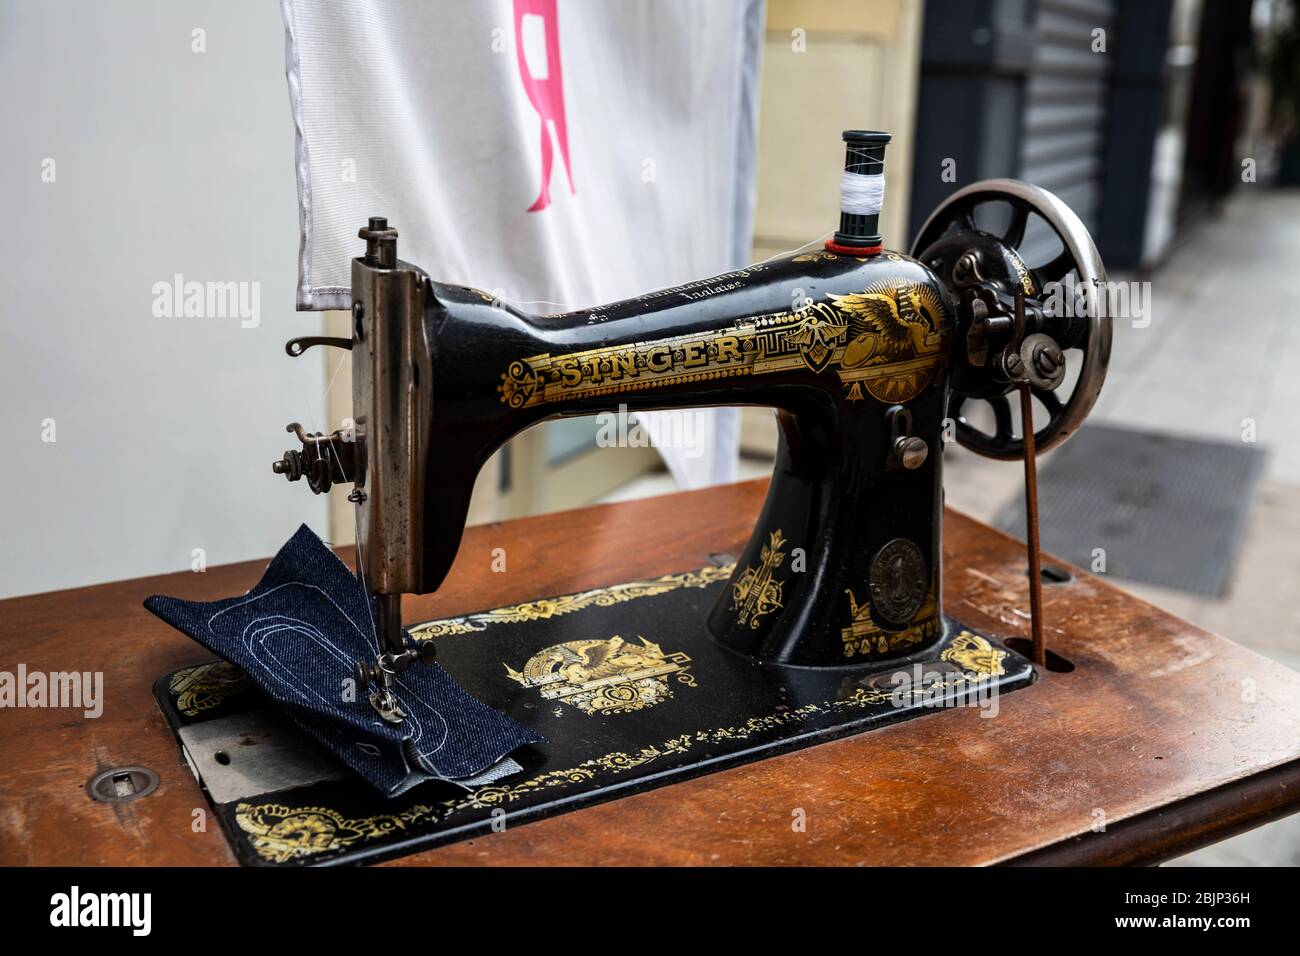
[833,130,891,251]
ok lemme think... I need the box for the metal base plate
[155,565,1034,866]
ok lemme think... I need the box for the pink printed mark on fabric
[513,0,575,212]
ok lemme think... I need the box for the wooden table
[3,479,1299,866]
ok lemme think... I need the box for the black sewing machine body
[356,247,963,668]
[202,135,1110,863]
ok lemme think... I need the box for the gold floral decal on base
[731,530,787,629]
[235,804,413,865]
[505,635,694,715]
[169,661,248,716]
[408,564,733,641]
[233,647,1000,863]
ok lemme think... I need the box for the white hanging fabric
[281,0,765,488]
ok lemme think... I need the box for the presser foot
[353,641,438,725]
[367,686,407,724]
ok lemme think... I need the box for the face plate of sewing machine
[156,131,1110,865]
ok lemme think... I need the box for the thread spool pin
[828,130,891,256]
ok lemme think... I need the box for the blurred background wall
[0,0,329,599]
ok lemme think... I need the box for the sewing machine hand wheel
[912,178,1112,460]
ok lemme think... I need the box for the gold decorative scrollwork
[731,529,787,629]
[786,304,848,373]
[169,661,248,716]
[841,586,940,658]
[408,564,733,641]
[236,804,411,865]
[497,359,542,408]
[497,278,950,408]
[940,630,1007,677]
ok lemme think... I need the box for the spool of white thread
[839,170,885,217]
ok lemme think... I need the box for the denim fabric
[145,524,542,797]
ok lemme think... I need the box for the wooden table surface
[3,479,1299,866]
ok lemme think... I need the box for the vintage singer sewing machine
[156,131,1111,865]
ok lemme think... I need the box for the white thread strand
[839,171,885,216]
[754,232,834,264]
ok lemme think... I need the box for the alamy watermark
[1042,272,1151,329]
[890,664,1000,718]
[595,404,708,459]
[0,665,102,718]
[50,886,150,936]
[151,274,260,328]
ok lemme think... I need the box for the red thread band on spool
[824,239,882,256]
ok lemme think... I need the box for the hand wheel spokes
[913,179,1112,460]
[948,384,1070,457]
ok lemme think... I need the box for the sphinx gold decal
[504,635,694,715]
[497,279,950,408]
